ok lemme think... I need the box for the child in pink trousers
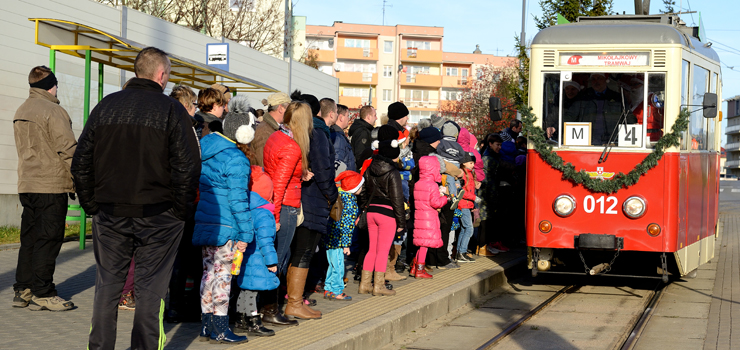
[411,156,450,279]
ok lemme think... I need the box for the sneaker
[487,245,501,255]
[456,253,473,263]
[28,296,74,311]
[440,262,461,270]
[492,242,510,252]
[464,253,477,262]
[118,291,135,310]
[12,288,32,308]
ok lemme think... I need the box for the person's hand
[475,181,481,189]
[455,172,463,179]
[275,223,281,232]
[343,247,351,255]
[546,127,555,139]
[267,266,277,273]
[397,228,403,233]
[475,196,483,204]
[302,171,314,182]
[439,186,448,194]
[236,241,248,252]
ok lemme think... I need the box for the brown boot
[358,270,373,294]
[372,272,396,296]
[385,245,407,281]
[284,266,321,319]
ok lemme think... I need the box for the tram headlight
[623,196,646,218]
[552,195,576,217]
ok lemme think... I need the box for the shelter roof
[29,18,277,93]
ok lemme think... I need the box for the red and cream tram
[526,14,722,280]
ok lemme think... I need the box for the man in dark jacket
[72,47,201,350]
[12,66,77,312]
[332,104,356,174]
[349,105,376,170]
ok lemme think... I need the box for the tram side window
[680,60,690,150]
[644,73,666,144]
[707,72,719,151]
[542,73,560,142]
[690,65,709,150]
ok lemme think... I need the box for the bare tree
[95,0,289,58]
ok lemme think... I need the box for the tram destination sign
[560,52,649,67]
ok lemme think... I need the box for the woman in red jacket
[262,102,313,323]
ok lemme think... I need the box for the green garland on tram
[520,107,690,194]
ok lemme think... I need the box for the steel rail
[475,285,579,350]
[618,282,667,350]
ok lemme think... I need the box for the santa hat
[398,130,409,143]
[335,170,364,194]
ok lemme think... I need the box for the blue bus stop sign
[206,43,229,72]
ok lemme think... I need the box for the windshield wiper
[598,86,630,164]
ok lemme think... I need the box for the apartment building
[725,95,740,176]
[299,22,516,123]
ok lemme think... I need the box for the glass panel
[707,72,718,151]
[644,73,666,143]
[542,73,560,142]
[690,65,709,150]
[561,72,638,146]
[680,60,689,150]
[384,41,393,53]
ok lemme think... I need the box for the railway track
[475,281,667,350]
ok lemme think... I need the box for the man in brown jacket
[12,66,77,311]
[252,92,291,166]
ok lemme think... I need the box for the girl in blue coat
[234,191,280,336]
[193,111,255,344]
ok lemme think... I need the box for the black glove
[69,193,76,201]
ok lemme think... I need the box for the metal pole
[98,62,104,102]
[80,50,92,250]
[520,0,526,47]
[49,49,56,72]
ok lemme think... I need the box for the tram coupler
[589,263,609,275]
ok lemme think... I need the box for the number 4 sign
[618,124,643,147]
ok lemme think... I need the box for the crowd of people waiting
[10,47,527,349]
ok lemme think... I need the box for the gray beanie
[416,118,432,132]
[441,121,460,139]
[222,111,255,144]
[430,114,446,130]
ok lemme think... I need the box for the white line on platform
[732,189,740,193]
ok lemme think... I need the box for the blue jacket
[331,124,356,175]
[192,132,254,247]
[300,119,339,234]
[236,192,280,291]
[324,191,359,249]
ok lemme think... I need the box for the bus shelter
[29,18,278,249]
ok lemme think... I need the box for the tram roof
[28,18,278,93]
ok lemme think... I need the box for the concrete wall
[0,0,337,227]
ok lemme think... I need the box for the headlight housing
[623,196,646,218]
[552,195,576,217]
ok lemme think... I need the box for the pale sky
[295,0,740,144]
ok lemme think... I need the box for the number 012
[583,195,618,214]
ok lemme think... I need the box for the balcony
[401,49,443,63]
[338,96,377,108]
[400,99,439,110]
[336,72,378,85]
[400,73,442,88]
[726,160,740,168]
[309,49,334,63]
[726,125,740,135]
[337,47,379,61]
[726,142,740,151]
[442,75,470,88]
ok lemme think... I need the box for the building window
[407,66,430,75]
[336,61,377,73]
[383,65,392,78]
[406,40,431,50]
[383,89,392,102]
[344,39,371,48]
[384,41,393,53]
[446,67,458,76]
[441,89,461,101]
[307,39,332,51]
[342,87,370,98]
[403,89,430,102]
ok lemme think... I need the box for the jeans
[324,248,345,294]
[275,206,299,274]
[401,180,410,202]
[445,174,458,197]
[457,209,474,255]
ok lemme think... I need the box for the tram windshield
[542,72,665,148]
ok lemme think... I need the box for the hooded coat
[236,192,280,291]
[413,156,448,248]
[457,128,485,182]
[192,132,253,247]
[300,118,339,234]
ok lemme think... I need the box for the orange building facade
[303,22,517,123]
